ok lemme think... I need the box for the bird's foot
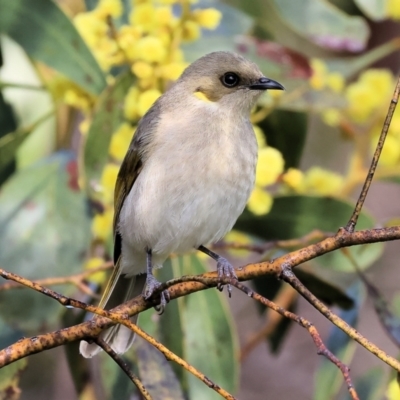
[144,274,170,314]
[216,257,238,297]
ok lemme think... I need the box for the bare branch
[94,338,152,400]
[231,280,359,400]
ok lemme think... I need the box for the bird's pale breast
[118,101,257,274]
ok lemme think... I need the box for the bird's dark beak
[249,77,285,91]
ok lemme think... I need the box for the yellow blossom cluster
[309,59,345,93]
[345,69,393,124]
[247,126,285,215]
[72,0,224,242]
[387,0,400,19]
[344,69,400,167]
[282,167,344,196]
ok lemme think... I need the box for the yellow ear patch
[194,91,214,103]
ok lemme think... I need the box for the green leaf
[271,0,369,52]
[0,0,106,94]
[361,274,400,346]
[0,93,17,185]
[259,109,308,168]
[341,367,385,400]
[314,281,363,400]
[0,152,92,331]
[180,255,239,399]
[157,255,239,399]
[98,351,133,400]
[0,111,53,173]
[158,258,186,385]
[133,339,185,400]
[326,39,400,79]
[295,269,353,309]
[235,195,383,272]
[84,71,135,193]
[353,0,388,21]
[0,359,27,399]
[227,0,369,57]
[251,266,353,353]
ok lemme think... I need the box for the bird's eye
[221,72,240,88]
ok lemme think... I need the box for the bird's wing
[97,104,161,310]
[113,104,161,264]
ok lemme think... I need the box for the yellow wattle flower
[303,167,343,196]
[255,147,285,187]
[182,20,201,42]
[282,168,304,191]
[84,257,108,284]
[92,208,114,241]
[110,123,135,161]
[247,187,273,216]
[192,8,222,30]
[135,36,167,63]
[137,89,162,116]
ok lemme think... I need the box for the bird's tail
[79,263,146,358]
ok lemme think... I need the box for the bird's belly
[119,150,254,261]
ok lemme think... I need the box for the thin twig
[214,229,327,254]
[231,280,359,400]
[2,226,400,375]
[0,269,236,399]
[240,284,298,361]
[94,338,152,400]
[279,266,397,375]
[346,74,400,232]
[0,262,113,297]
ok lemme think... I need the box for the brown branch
[231,280,359,400]
[94,338,152,400]
[0,262,113,297]
[240,284,298,361]
[346,74,400,232]
[2,226,400,379]
[279,266,397,374]
[0,269,236,399]
[214,229,327,254]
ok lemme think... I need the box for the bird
[80,51,284,357]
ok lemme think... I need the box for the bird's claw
[144,274,170,314]
[216,257,238,297]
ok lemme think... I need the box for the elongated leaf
[98,351,133,400]
[341,367,385,400]
[314,281,363,400]
[0,93,17,185]
[360,273,400,346]
[181,255,239,399]
[0,0,106,94]
[157,255,239,399]
[0,359,27,400]
[0,152,91,331]
[84,71,135,192]
[354,0,388,21]
[133,339,185,400]
[0,111,53,172]
[235,195,383,272]
[227,0,369,57]
[326,39,400,79]
[271,0,369,52]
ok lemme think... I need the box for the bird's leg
[144,248,170,312]
[198,245,237,296]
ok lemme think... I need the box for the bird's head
[177,51,284,114]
